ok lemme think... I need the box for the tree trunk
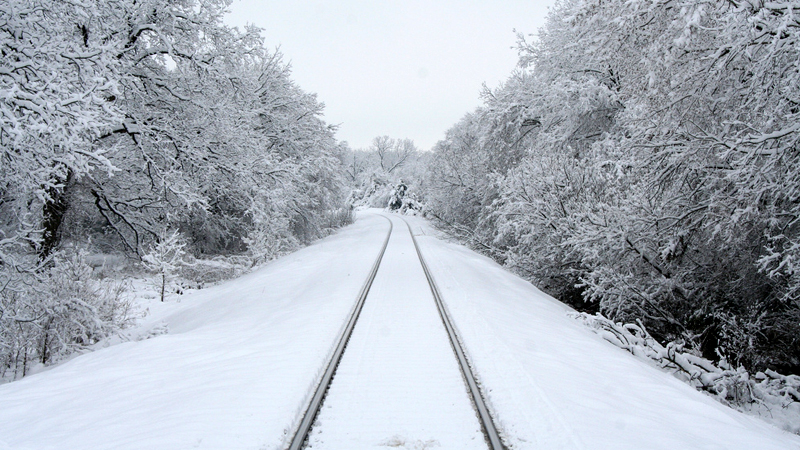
[39,317,53,364]
[39,170,73,262]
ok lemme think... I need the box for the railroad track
[287,215,392,450]
[287,214,505,450]
[402,217,505,450]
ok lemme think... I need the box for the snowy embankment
[0,214,390,450]
[0,211,798,449]
[403,214,800,450]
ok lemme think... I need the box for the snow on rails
[286,214,505,450]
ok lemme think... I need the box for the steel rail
[402,218,506,450]
[287,215,393,450]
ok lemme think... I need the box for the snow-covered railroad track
[402,217,505,450]
[288,215,394,450]
[289,214,505,450]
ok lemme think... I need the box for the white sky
[223,0,555,150]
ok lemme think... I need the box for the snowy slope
[0,213,392,450]
[404,214,800,450]
[0,210,798,450]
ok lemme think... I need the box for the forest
[2,0,799,392]
[424,0,800,377]
[1,0,352,378]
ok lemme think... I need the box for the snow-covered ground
[0,213,391,450]
[0,209,798,449]
[306,214,485,449]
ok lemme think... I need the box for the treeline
[424,0,800,374]
[1,0,351,378]
[341,135,428,209]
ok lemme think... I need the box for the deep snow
[0,209,798,449]
[0,213,392,450]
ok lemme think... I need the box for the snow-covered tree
[1,0,123,263]
[142,229,186,302]
[424,0,800,373]
[1,0,353,380]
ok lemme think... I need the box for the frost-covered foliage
[425,0,800,374]
[178,255,251,287]
[342,136,428,209]
[1,0,352,379]
[1,0,122,262]
[572,312,800,434]
[142,230,186,302]
[2,0,351,263]
[387,181,408,210]
[76,2,351,259]
[387,181,424,215]
[0,252,132,382]
[424,112,507,257]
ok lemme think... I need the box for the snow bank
[403,214,800,450]
[571,311,800,435]
[0,213,391,450]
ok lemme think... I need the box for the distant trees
[374,135,415,174]
[342,136,426,208]
[425,0,800,374]
[1,0,352,379]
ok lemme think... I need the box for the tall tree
[1,0,123,264]
[425,0,800,372]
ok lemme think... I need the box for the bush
[572,312,800,435]
[179,255,251,287]
[0,251,133,382]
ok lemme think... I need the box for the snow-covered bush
[179,255,252,287]
[245,225,299,266]
[572,312,800,434]
[322,207,355,231]
[398,194,424,216]
[142,230,186,302]
[348,174,394,208]
[0,252,132,382]
[387,181,424,216]
[387,181,408,211]
[242,201,300,266]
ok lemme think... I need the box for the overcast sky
[224,1,555,151]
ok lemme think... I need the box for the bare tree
[373,136,416,174]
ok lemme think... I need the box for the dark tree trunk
[39,317,53,364]
[39,170,73,262]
